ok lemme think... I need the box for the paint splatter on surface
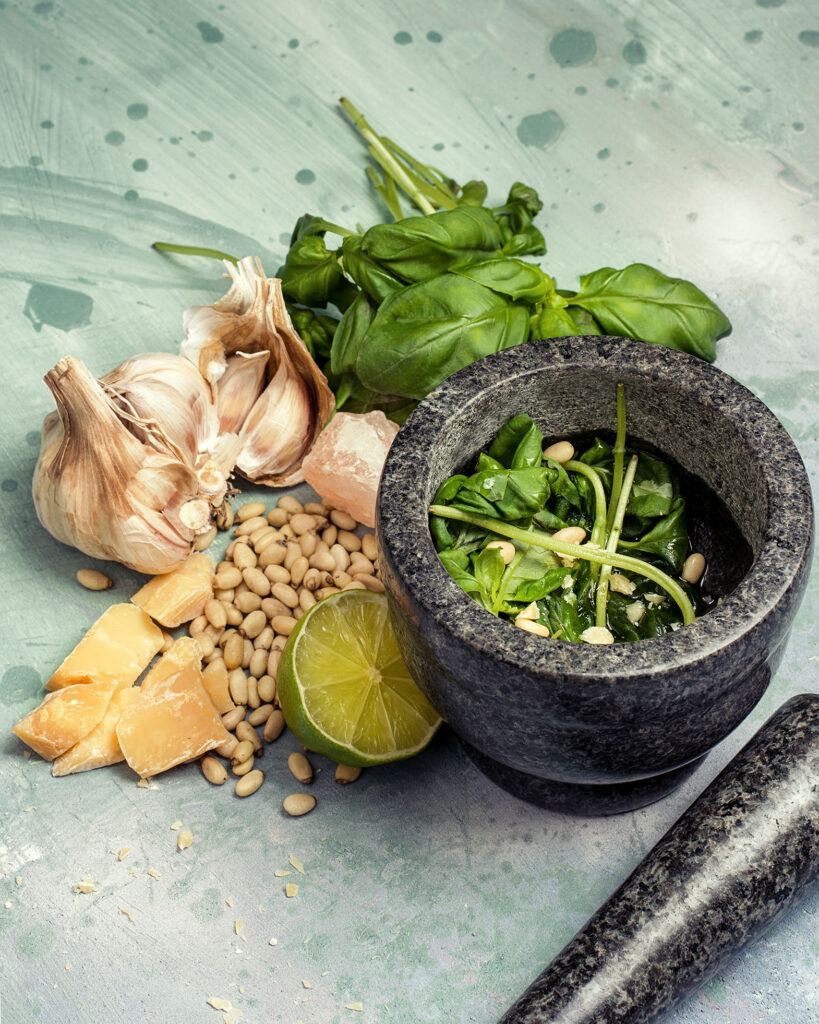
[516,110,565,148]
[295,168,316,184]
[549,28,597,67]
[196,21,224,43]
[394,30,413,45]
[126,103,148,120]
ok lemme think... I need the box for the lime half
[277,590,441,767]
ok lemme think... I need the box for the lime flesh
[277,591,441,767]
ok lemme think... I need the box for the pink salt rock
[302,411,399,528]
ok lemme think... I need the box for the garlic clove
[33,356,202,575]
[216,351,269,434]
[236,353,314,483]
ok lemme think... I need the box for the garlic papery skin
[101,351,220,466]
[216,351,268,434]
[33,356,202,574]
[180,257,335,486]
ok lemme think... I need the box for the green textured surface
[1,1,817,1022]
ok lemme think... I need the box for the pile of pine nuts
[191,495,379,807]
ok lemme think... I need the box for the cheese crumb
[148,869,161,880]
[345,1003,364,1012]
[206,997,232,1011]
[137,778,149,788]
[224,1010,242,1024]
[274,869,291,877]
[170,820,183,830]
[225,896,234,907]
[289,855,305,875]
[177,829,194,851]
[302,980,312,989]
[15,876,22,886]
[234,919,243,935]
[285,883,299,898]
[118,847,132,861]
[118,907,135,924]
[73,878,97,894]
[268,938,278,946]
[580,626,615,645]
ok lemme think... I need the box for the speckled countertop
[0,2,817,1022]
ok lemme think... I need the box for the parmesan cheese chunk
[130,552,214,628]
[13,681,120,761]
[52,686,141,776]
[46,603,163,691]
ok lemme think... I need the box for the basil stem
[564,459,608,549]
[595,454,638,628]
[607,383,627,531]
[429,504,696,625]
[152,242,239,264]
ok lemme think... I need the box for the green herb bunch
[155,99,731,423]
[429,386,713,643]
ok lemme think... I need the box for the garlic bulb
[33,356,207,574]
[216,351,268,434]
[182,257,335,485]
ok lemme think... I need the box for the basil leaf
[453,258,555,303]
[570,263,731,361]
[487,415,543,469]
[619,498,688,572]
[458,180,488,206]
[459,466,549,520]
[330,292,376,377]
[279,235,343,307]
[289,308,338,360]
[564,305,602,335]
[531,305,581,338]
[511,567,568,603]
[341,236,404,304]
[627,453,674,518]
[355,274,530,400]
[360,206,503,284]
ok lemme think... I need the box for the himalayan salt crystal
[301,411,399,528]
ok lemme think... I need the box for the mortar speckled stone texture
[377,337,814,814]
[497,692,819,1024]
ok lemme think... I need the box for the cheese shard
[201,659,235,714]
[130,552,214,628]
[52,687,141,776]
[46,603,164,692]
[141,637,202,694]
[116,656,231,778]
[13,682,120,761]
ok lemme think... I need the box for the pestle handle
[498,693,819,1024]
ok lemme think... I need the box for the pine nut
[263,709,285,742]
[235,769,265,797]
[189,613,208,636]
[225,541,237,559]
[361,534,378,561]
[552,526,587,545]
[195,635,215,659]
[580,626,615,645]
[262,597,290,619]
[222,706,245,730]
[232,756,255,776]
[234,591,262,614]
[299,588,316,612]
[225,604,244,626]
[302,567,322,591]
[75,567,114,591]
[250,524,276,546]
[214,735,239,759]
[354,574,385,593]
[309,550,336,572]
[299,532,317,558]
[284,542,302,570]
[258,675,276,704]
[515,618,550,637]
[259,542,287,567]
[322,524,338,547]
[205,599,227,629]
[231,740,255,766]
[290,556,309,587]
[486,540,516,564]
[349,552,374,574]
[293,606,304,622]
[265,564,291,585]
[214,566,242,590]
[248,704,274,726]
[237,501,267,522]
[335,764,362,785]
[332,570,352,588]
[235,515,268,535]
[277,495,303,514]
[224,633,244,671]
[216,588,235,603]
[241,609,267,639]
[267,507,289,527]
[337,529,361,552]
[303,501,328,515]
[160,631,174,653]
[516,601,539,621]
[315,586,341,601]
[283,793,316,816]
[193,524,217,551]
[236,720,263,753]
[201,756,227,785]
[279,523,295,539]
[220,628,237,649]
[228,668,248,705]
[329,509,357,531]
[289,513,314,535]
[682,553,706,584]
[272,582,299,608]
[543,440,576,464]
[243,567,271,596]
[331,544,350,571]
[233,543,256,570]
[246,675,260,709]
[343,581,367,591]
[288,751,313,783]
[254,625,274,650]
[271,615,297,635]
[241,638,254,668]
[266,649,281,678]
[249,648,268,679]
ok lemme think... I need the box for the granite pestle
[498,692,819,1024]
